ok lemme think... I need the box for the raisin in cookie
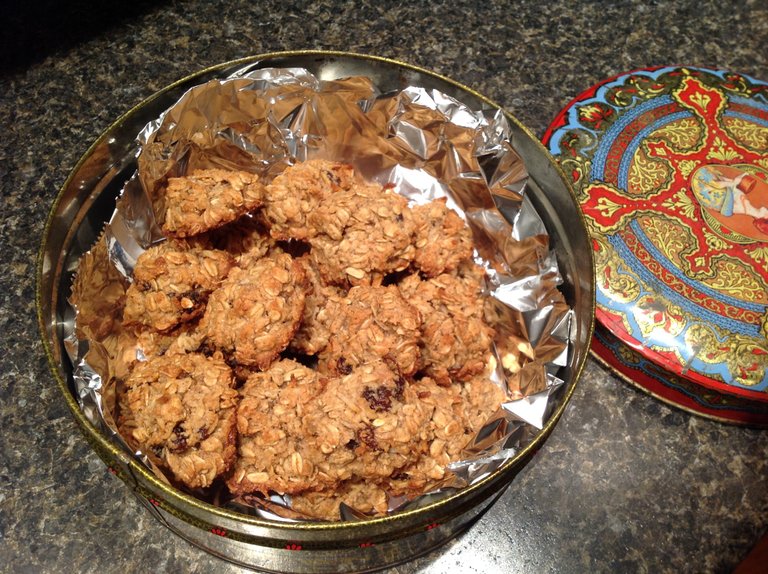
[202,252,306,370]
[123,240,235,332]
[161,169,265,237]
[119,352,238,489]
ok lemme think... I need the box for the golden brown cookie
[386,375,504,496]
[288,255,341,356]
[399,265,494,385]
[319,285,422,377]
[308,182,416,287]
[202,252,306,370]
[411,198,474,277]
[123,240,235,333]
[161,169,265,237]
[460,371,506,431]
[70,232,129,342]
[227,359,327,496]
[263,159,358,240]
[290,480,389,521]
[303,360,434,484]
[119,352,238,489]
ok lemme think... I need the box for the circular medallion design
[544,66,768,408]
[690,164,768,243]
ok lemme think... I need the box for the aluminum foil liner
[66,67,574,521]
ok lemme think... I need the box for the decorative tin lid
[543,66,768,409]
[592,324,768,426]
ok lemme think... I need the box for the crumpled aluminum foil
[66,67,574,521]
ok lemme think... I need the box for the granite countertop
[2,1,767,572]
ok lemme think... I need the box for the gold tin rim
[37,49,595,534]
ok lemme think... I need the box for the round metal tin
[37,51,595,572]
[543,66,768,426]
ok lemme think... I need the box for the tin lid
[543,66,768,410]
[592,323,768,427]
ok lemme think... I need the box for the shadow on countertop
[2,0,167,74]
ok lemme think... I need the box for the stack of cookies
[112,159,504,520]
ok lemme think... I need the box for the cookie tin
[543,66,768,426]
[38,51,595,573]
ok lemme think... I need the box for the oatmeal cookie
[411,198,474,277]
[289,256,341,356]
[207,213,276,264]
[308,182,417,286]
[264,159,358,240]
[460,371,506,431]
[202,252,306,370]
[227,359,326,496]
[123,240,235,332]
[303,360,434,484]
[320,285,422,376]
[399,265,494,385]
[290,480,389,521]
[161,169,265,237]
[386,375,504,496]
[97,329,139,384]
[119,352,238,489]
[70,233,128,341]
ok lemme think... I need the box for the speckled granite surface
[2,1,767,572]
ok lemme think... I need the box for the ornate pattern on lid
[543,66,768,402]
